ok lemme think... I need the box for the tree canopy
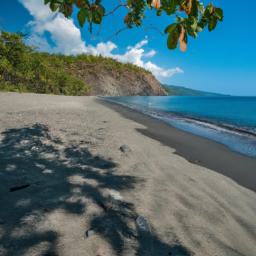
[44,0,223,52]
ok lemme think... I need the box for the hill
[66,55,166,96]
[0,32,166,96]
[162,84,226,96]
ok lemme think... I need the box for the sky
[0,0,256,96]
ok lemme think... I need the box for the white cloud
[21,0,87,55]
[144,63,183,78]
[21,0,55,20]
[134,39,148,49]
[19,0,183,80]
[102,40,184,79]
[87,42,117,56]
[144,50,157,58]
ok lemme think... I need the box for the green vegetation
[162,84,227,96]
[0,31,149,95]
[0,32,90,95]
[44,0,223,52]
[64,53,150,74]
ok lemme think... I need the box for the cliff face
[67,60,167,96]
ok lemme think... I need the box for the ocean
[106,96,256,158]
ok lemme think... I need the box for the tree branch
[104,3,127,17]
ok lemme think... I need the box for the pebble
[136,216,151,233]
[119,144,131,153]
[84,229,95,239]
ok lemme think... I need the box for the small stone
[136,216,151,233]
[84,229,95,239]
[119,144,131,153]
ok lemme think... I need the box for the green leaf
[92,11,102,24]
[77,8,87,27]
[190,17,198,31]
[157,9,162,16]
[164,23,177,34]
[187,27,197,38]
[97,5,105,16]
[76,0,88,8]
[198,17,207,29]
[167,25,180,49]
[64,4,73,17]
[167,0,178,15]
[214,8,223,21]
[49,2,59,12]
[127,0,132,7]
[208,17,218,31]
[204,3,213,18]
[190,0,198,17]
[196,25,203,32]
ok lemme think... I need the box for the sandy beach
[0,92,256,256]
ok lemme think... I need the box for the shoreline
[104,97,256,139]
[99,98,256,193]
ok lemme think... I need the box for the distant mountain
[162,84,227,96]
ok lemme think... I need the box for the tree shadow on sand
[0,123,192,256]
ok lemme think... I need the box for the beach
[0,92,256,256]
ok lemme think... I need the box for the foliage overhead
[44,0,223,51]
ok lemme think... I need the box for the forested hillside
[0,32,166,96]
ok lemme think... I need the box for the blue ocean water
[106,96,256,157]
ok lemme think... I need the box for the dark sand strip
[100,99,256,193]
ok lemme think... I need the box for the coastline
[1,93,256,256]
[105,96,256,138]
[99,98,256,193]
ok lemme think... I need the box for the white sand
[0,93,255,256]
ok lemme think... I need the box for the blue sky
[0,0,256,96]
